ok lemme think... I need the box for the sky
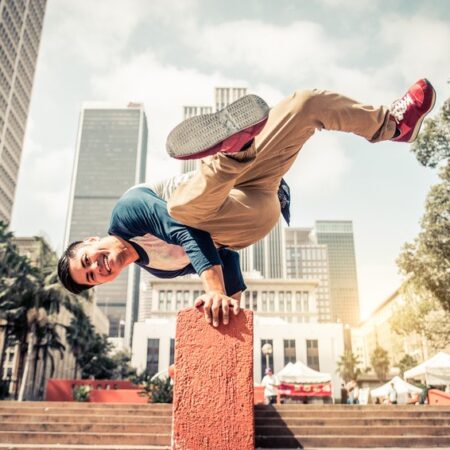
[10,0,450,320]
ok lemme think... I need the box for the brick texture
[172,307,254,450]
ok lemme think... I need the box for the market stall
[404,352,450,386]
[276,361,333,402]
[370,376,422,404]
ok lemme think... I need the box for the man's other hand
[194,291,240,327]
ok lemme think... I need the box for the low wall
[46,379,143,402]
[428,388,450,405]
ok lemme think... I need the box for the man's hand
[194,291,240,327]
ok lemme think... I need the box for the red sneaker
[166,94,269,160]
[390,78,436,143]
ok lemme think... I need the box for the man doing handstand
[58,79,436,327]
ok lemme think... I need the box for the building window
[295,292,302,312]
[284,339,296,365]
[166,291,173,310]
[146,338,160,377]
[306,339,320,371]
[303,292,309,312]
[252,291,258,311]
[262,291,267,311]
[279,292,285,311]
[260,339,273,377]
[244,291,250,309]
[158,291,165,310]
[169,338,175,366]
[286,292,292,312]
[183,290,190,307]
[176,290,182,310]
[269,291,275,311]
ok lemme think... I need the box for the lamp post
[261,343,273,372]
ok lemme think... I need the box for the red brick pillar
[172,307,254,450]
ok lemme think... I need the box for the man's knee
[289,89,325,118]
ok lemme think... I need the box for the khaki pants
[168,89,396,249]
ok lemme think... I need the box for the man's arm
[195,265,240,327]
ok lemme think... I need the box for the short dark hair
[57,240,92,295]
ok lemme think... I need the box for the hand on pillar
[194,291,240,327]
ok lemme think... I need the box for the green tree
[79,333,116,379]
[336,350,362,383]
[370,345,390,382]
[390,285,450,357]
[398,97,450,311]
[398,354,418,378]
[110,350,137,380]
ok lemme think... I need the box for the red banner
[278,382,332,397]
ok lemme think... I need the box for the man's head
[265,367,273,375]
[58,235,137,294]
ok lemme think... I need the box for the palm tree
[65,305,95,379]
[336,350,362,383]
[370,345,390,382]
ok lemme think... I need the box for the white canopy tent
[276,361,331,384]
[370,376,422,404]
[404,352,450,385]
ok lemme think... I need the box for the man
[58,79,436,326]
[388,382,398,405]
[261,367,279,405]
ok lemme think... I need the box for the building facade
[0,0,47,223]
[315,220,360,325]
[132,277,345,397]
[352,288,428,372]
[285,227,331,322]
[64,103,148,345]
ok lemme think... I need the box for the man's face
[69,236,127,287]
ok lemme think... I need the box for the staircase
[0,401,449,449]
[255,404,450,448]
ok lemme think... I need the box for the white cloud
[47,0,199,68]
[11,139,73,252]
[379,16,450,94]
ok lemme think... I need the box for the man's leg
[168,81,435,248]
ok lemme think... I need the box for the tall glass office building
[285,227,331,322]
[0,0,47,223]
[64,103,148,344]
[180,87,285,278]
[315,220,360,325]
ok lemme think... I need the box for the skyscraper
[180,87,285,278]
[315,220,360,325]
[180,105,212,174]
[64,103,148,345]
[285,227,331,322]
[0,0,47,223]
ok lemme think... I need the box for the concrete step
[0,422,173,433]
[0,432,172,446]
[255,435,450,448]
[255,425,450,436]
[254,410,450,418]
[0,446,170,450]
[0,414,172,424]
[0,402,170,410]
[0,408,172,416]
[255,404,450,411]
[255,417,450,426]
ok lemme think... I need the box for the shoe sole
[166,94,270,158]
[407,79,436,143]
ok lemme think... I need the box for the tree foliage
[397,97,450,312]
[336,350,362,383]
[398,354,418,378]
[370,345,390,382]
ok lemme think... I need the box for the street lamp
[261,343,273,371]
